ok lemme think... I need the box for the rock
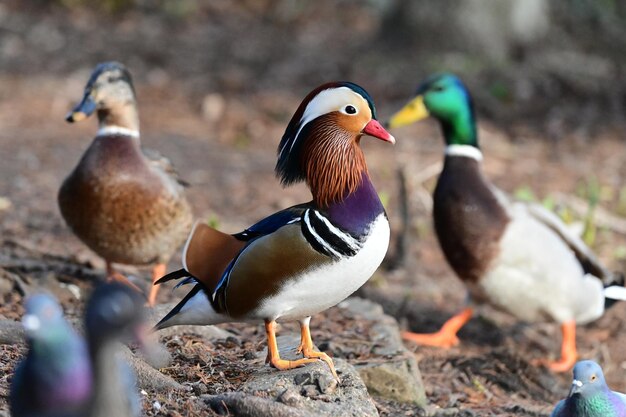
[338,298,427,406]
[316,372,338,394]
[0,319,24,345]
[236,357,379,417]
[203,392,315,417]
[278,387,302,407]
[120,346,186,392]
[359,360,424,405]
[0,268,15,296]
[139,336,173,369]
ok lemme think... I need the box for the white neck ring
[445,144,483,161]
[96,126,140,138]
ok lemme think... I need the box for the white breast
[252,214,390,321]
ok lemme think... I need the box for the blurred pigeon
[552,360,626,417]
[85,282,147,417]
[10,294,92,417]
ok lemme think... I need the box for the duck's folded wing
[526,203,610,280]
[143,147,189,187]
[232,203,309,241]
[157,205,309,293]
[213,221,332,317]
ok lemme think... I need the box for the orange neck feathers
[301,115,368,208]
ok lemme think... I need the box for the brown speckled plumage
[59,134,192,266]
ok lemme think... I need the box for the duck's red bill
[362,119,395,144]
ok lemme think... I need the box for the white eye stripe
[300,87,366,125]
[280,87,368,157]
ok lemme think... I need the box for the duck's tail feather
[155,268,189,285]
[604,285,626,301]
[604,273,626,309]
[153,284,228,331]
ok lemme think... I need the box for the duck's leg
[105,262,144,294]
[546,320,577,372]
[147,263,166,307]
[296,316,338,380]
[265,320,318,371]
[402,307,473,348]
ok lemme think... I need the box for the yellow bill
[387,95,429,128]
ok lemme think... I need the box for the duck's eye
[343,105,357,115]
[432,85,445,92]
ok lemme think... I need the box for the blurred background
[3,0,626,133]
[2,1,626,415]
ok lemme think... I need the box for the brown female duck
[59,62,192,306]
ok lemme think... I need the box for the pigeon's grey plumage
[85,282,146,417]
[10,294,93,417]
[552,360,626,417]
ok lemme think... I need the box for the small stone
[192,382,208,396]
[294,372,313,386]
[152,401,162,411]
[301,385,319,398]
[59,283,81,300]
[315,373,338,395]
[278,388,301,407]
[243,350,256,360]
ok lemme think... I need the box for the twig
[410,161,443,185]
[553,193,626,235]
[384,166,410,271]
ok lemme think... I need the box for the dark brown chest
[433,156,509,283]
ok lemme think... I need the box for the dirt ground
[2,3,626,417]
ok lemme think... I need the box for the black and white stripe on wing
[301,209,362,258]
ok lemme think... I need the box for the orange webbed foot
[536,320,577,373]
[402,307,473,349]
[402,330,460,348]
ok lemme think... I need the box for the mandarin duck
[59,62,193,306]
[84,282,146,417]
[10,294,92,417]
[387,73,626,372]
[154,82,395,379]
[552,360,626,417]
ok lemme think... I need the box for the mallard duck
[59,62,193,306]
[154,82,395,379]
[387,73,626,372]
[552,360,626,417]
